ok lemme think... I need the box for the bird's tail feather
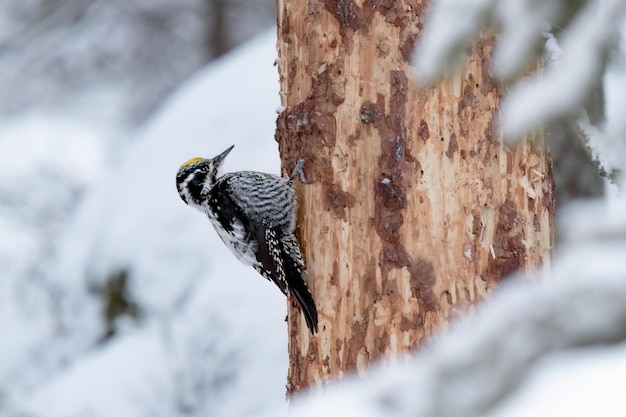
[284,257,318,334]
[291,281,318,334]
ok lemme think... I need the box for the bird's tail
[284,256,318,334]
[290,278,318,334]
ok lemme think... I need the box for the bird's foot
[290,157,308,183]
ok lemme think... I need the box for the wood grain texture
[275,0,554,393]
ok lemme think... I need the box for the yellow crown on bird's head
[180,157,203,169]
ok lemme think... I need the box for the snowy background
[0,1,285,416]
[1,1,626,417]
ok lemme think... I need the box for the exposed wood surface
[275,0,554,394]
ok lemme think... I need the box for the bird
[176,145,318,333]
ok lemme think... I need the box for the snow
[491,1,555,79]
[0,114,110,183]
[0,113,117,398]
[583,24,626,181]
[489,345,626,417]
[0,31,287,417]
[22,328,172,417]
[410,0,495,84]
[412,0,626,174]
[502,0,625,139]
[411,0,557,83]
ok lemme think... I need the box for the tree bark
[275,1,554,394]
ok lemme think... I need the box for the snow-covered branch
[412,0,626,181]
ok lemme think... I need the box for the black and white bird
[176,145,318,333]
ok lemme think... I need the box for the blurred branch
[0,0,92,50]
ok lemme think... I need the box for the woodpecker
[176,145,318,333]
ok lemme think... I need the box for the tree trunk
[275,1,554,394]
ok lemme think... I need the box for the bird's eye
[188,174,204,198]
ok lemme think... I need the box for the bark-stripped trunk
[275,1,554,393]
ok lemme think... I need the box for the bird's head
[176,145,234,207]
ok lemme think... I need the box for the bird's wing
[217,172,296,230]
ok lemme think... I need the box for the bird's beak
[213,145,234,167]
